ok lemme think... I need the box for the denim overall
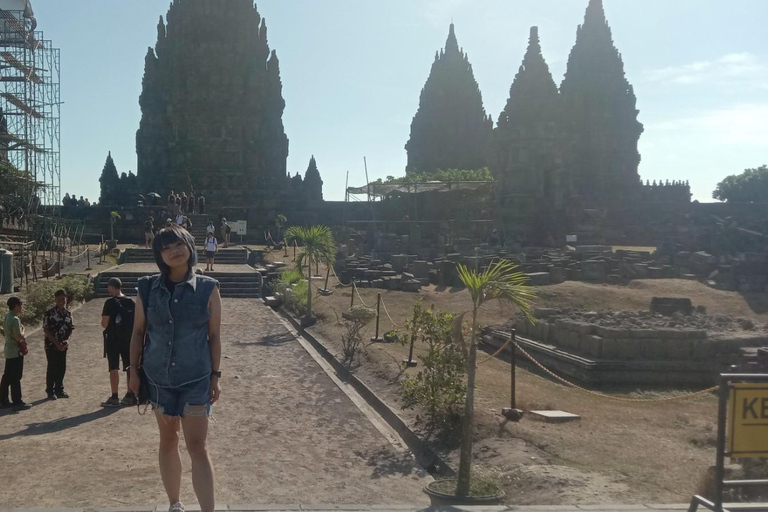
[137,273,219,416]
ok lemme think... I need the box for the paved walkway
[0,299,429,509]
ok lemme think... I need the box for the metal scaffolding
[0,8,60,207]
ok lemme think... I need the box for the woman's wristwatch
[211,370,222,378]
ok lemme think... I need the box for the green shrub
[399,300,466,428]
[281,279,308,317]
[341,305,377,363]
[280,269,304,285]
[19,275,92,326]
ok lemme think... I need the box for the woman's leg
[155,411,182,506]
[181,412,215,512]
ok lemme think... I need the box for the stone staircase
[121,247,248,265]
[94,269,262,299]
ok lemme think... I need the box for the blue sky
[34,0,768,203]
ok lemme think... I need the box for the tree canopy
[713,165,768,203]
[380,167,493,185]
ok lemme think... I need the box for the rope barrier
[354,284,372,308]
[379,297,402,328]
[330,266,354,287]
[509,341,719,403]
[477,336,512,365]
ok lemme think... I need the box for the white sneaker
[169,503,185,512]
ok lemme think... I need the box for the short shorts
[148,377,212,418]
[206,251,215,259]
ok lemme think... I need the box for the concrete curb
[0,503,699,511]
[274,307,454,478]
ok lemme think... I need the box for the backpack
[109,297,135,343]
[225,224,231,234]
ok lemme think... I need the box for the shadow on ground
[0,407,119,440]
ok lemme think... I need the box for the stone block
[548,266,565,284]
[413,260,430,279]
[602,338,643,360]
[582,260,607,283]
[559,329,581,350]
[629,329,657,339]
[692,340,717,360]
[581,334,603,357]
[650,297,693,316]
[648,266,664,279]
[654,328,687,339]
[534,307,560,319]
[595,326,630,338]
[371,279,386,289]
[526,272,551,286]
[606,274,621,285]
[535,321,550,342]
[402,279,421,293]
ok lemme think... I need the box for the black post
[350,282,355,308]
[714,375,729,512]
[57,251,61,277]
[86,248,91,271]
[323,266,330,291]
[510,333,517,410]
[404,330,418,368]
[293,240,296,261]
[371,293,382,342]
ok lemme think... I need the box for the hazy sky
[32,0,768,203]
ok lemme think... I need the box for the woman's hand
[128,368,140,396]
[210,377,221,404]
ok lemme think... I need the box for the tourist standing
[63,193,71,207]
[198,193,206,214]
[176,212,185,227]
[188,193,196,214]
[1,297,29,410]
[204,231,218,272]
[129,225,222,512]
[181,193,188,215]
[182,216,193,231]
[167,190,175,214]
[101,278,137,407]
[43,289,74,400]
[220,218,230,248]
[175,195,182,216]
[145,216,156,248]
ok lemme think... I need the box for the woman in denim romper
[129,225,222,512]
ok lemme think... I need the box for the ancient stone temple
[405,24,492,175]
[303,156,323,201]
[493,27,563,206]
[136,0,289,207]
[559,0,644,207]
[492,27,567,241]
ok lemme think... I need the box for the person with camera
[101,278,137,407]
[1,297,29,410]
[43,289,75,400]
[129,225,222,512]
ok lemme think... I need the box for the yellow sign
[728,383,768,458]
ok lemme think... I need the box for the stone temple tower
[136,0,289,206]
[560,0,644,207]
[405,24,492,175]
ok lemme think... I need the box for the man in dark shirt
[100,278,137,407]
[43,289,74,400]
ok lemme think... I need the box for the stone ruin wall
[516,308,768,364]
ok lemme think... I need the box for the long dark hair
[152,225,197,275]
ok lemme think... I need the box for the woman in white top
[204,231,218,272]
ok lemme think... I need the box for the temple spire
[560,0,644,206]
[405,23,492,174]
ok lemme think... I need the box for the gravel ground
[0,298,429,508]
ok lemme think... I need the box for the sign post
[689,374,768,512]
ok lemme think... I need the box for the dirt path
[0,298,430,508]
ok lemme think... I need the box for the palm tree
[285,225,336,324]
[455,259,535,497]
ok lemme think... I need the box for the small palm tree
[454,259,535,497]
[109,211,121,242]
[285,225,336,324]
